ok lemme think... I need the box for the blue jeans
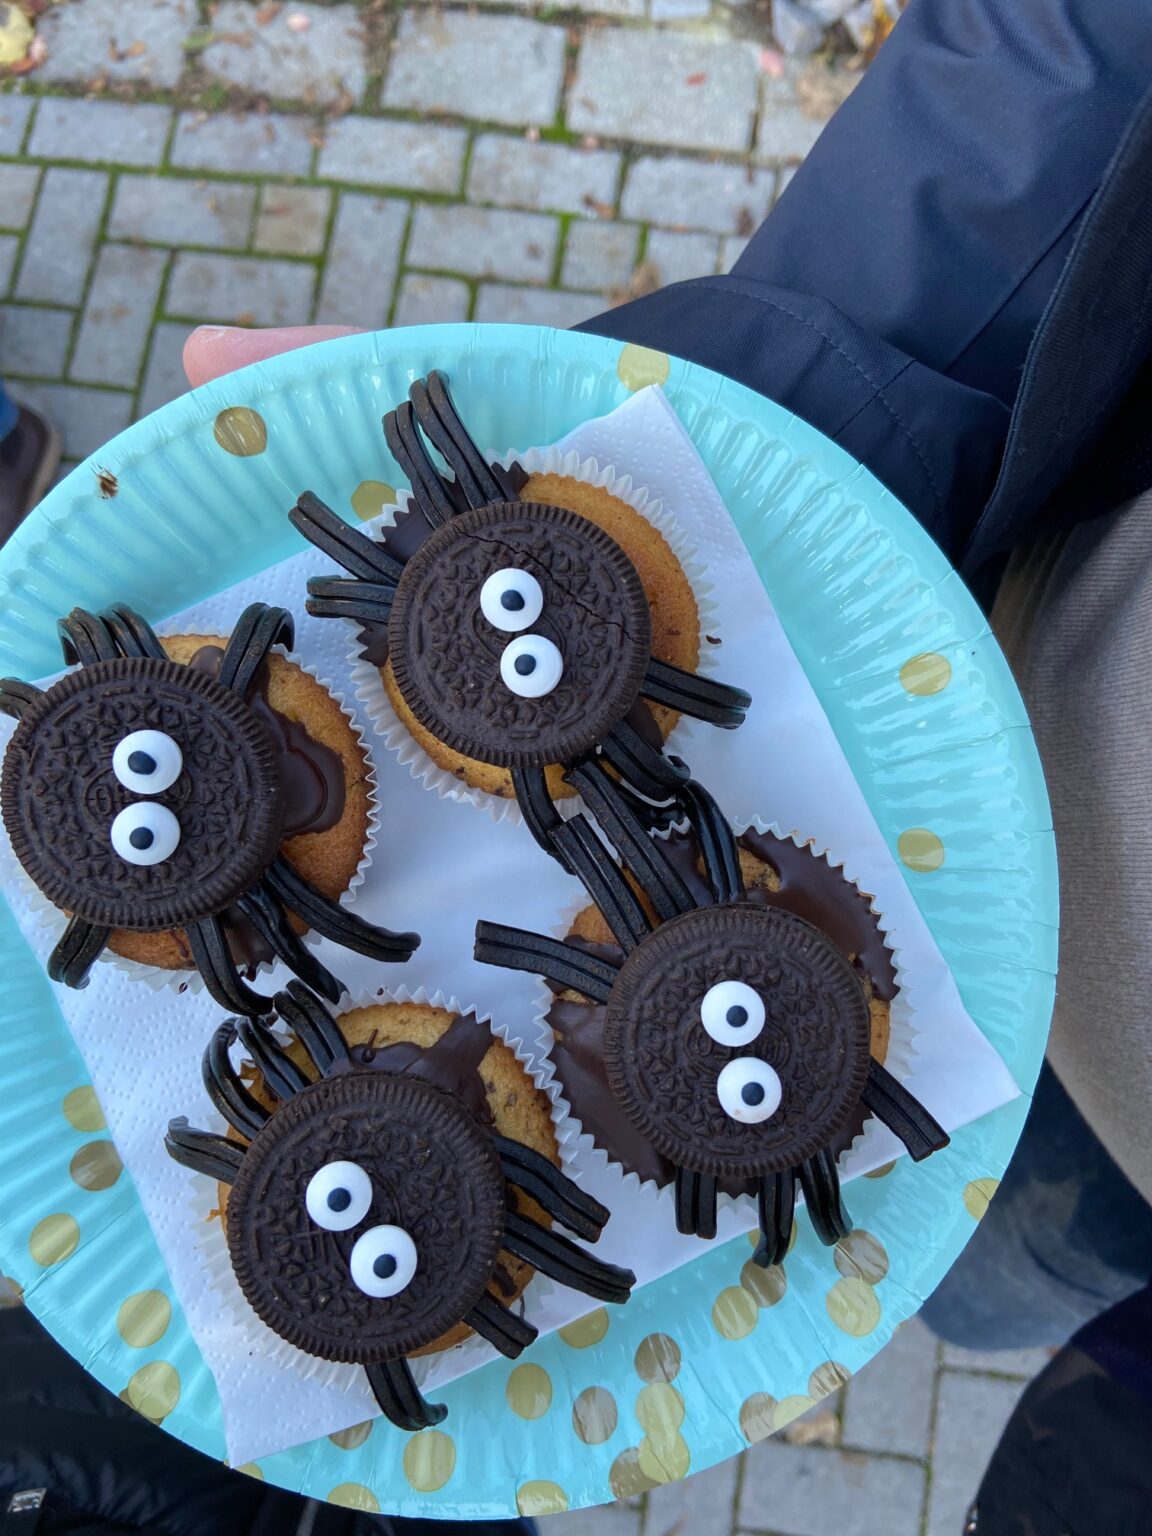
[0,378,16,441]
[921,1063,1152,1349]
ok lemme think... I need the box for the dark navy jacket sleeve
[577,0,1152,570]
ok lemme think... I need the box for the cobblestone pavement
[1,4,1038,1532]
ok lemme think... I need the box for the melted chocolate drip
[349,1012,494,1126]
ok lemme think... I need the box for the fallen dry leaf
[254,0,282,22]
[736,205,755,236]
[684,71,707,86]
[582,193,614,219]
[606,260,662,307]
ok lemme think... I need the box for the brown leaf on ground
[684,71,708,86]
[780,1407,839,1448]
[108,37,148,61]
[233,311,256,328]
[254,1,282,22]
[582,193,614,219]
[606,260,662,308]
[736,205,755,236]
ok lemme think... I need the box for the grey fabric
[994,491,1152,1203]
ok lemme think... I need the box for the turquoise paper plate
[0,325,1056,1520]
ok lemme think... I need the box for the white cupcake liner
[20,640,381,999]
[189,983,576,1399]
[531,817,921,1216]
[346,443,724,826]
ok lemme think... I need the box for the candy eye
[305,1161,373,1233]
[700,979,765,1046]
[110,802,181,867]
[112,730,183,794]
[717,1058,782,1124]
[500,634,564,698]
[349,1224,418,1298]
[480,568,544,633]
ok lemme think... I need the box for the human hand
[183,324,364,387]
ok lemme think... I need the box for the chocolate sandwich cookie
[0,602,417,1014]
[167,983,635,1432]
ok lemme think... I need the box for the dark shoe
[0,403,62,546]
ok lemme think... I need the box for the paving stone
[469,137,621,218]
[940,1343,1053,1379]
[315,194,406,327]
[200,2,367,106]
[167,252,316,328]
[739,1440,925,1536]
[393,273,471,326]
[0,164,39,230]
[0,236,17,298]
[109,175,255,249]
[755,102,827,162]
[0,94,32,155]
[35,0,194,88]
[647,1455,739,1536]
[474,285,602,328]
[9,381,133,460]
[469,0,643,15]
[538,1501,643,1534]
[169,112,315,177]
[622,155,773,235]
[317,117,466,195]
[721,233,751,268]
[645,229,720,286]
[408,204,557,284]
[136,321,191,419]
[777,164,798,198]
[385,12,566,129]
[254,185,330,256]
[651,0,712,17]
[569,33,759,153]
[841,1317,938,1461]
[70,245,167,389]
[562,220,639,290]
[0,304,74,378]
[15,168,108,306]
[27,99,172,168]
[927,1372,1028,1536]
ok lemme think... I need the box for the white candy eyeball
[700,979,766,1046]
[500,634,564,698]
[480,568,544,632]
[349,1224,418,1298]
[110,802,181,867]
[717,1058,782,1124]
[112,730,183,794]
[305,1161,373,1233]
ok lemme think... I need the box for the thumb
[183,324,365,387]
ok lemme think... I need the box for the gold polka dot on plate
[403,1429,456,1493]
[739,1392,778,1443]
[897,828,945,872]
[864,1160,896,1180]
[637,1431,690,1485]
[506,1362,552,1420]
[213,406,268,457]
[833,1229,889,1286]
[809,1361,851,1399]
[1,1275,25,1308]
[617,344,670,392]
[350,480,397,521]
[963,1177,1000,1220]
[329,1419,373,1451]
[69,1140,123,1192]
[328,1483,379,1513]
[899,652,952,696]
[746,1225,797,1255]
[516,1480,569,1516]
[62,1086,105,1133]
[712,1285,759,1341]
[572,1385,618,1444]
[826,1277,881,1337]
[235,1464,264,1480]
[636,1382,685,1436]
[634,1332,681,1382]
[125,1360,180,1422]
[609,1447,658,1499]
[740,1258,787,1307]
[560,1308,609,1349]
[773,1394,817,1430]
[29,1213,79,1267]
[117,1290,171,1349]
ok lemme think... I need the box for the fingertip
[182,323,366,387]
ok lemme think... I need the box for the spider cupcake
[0,602,417,1013]
[288,370,750,859]
[475,759,948,1264]
[166,982,634,1431]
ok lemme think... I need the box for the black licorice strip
[235,883,344,1005]
[494,1133,610,1241]
[100,603,167,660]
[473,920,619,1003]
[202,1020,269,1139]
[165,1118,244,1184]
[187,914,271,1017]
[291,492,406,584]
[216,602,294,699]
[236,1016,311,1103]
[47,914,110,990]
[600,719,691,798]
[754,1169,795,1268]
[797,1148,850,1246]
[862,1060,950,1161]
[425,370,523,503]
[305,575,396,626]
[567,759,694,922]
[365,1358,447,1432]
[265,857,420,962]
[674,1167,719,1240]
[511,765,569,867]
[410,374,502,510]
[465,1292,538,1358]
[275,980,347,1074]
[58,608,119,667]
[677,779,744,904]
[502,1210,635,1305]
[553,816,650,952]
[0,678,43,721]
[641,657,750,728]
[383,401,459,529]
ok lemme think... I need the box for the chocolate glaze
[348,1011,494,1127]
